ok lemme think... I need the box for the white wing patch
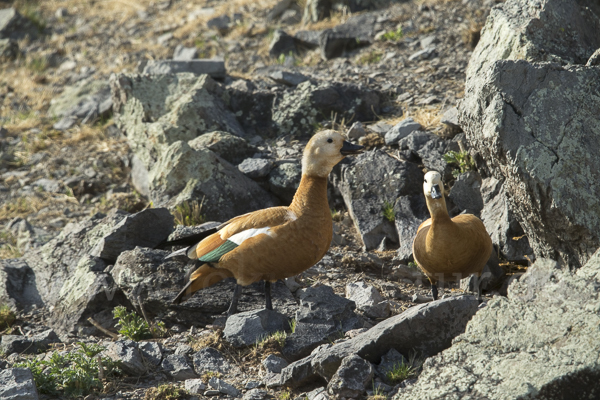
[287,210,297,221]
[228,227,271,245]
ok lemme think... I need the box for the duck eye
[327,138,333,143]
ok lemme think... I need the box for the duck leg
[431,284,439,301]
[264,281,273,310]
[227,284,243,315]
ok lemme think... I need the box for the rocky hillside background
[0,0,599,399]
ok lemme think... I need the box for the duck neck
[289,174,329,217]
[425,196,451,225]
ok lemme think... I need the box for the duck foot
[227,284,242,316]
[265,281,273,310]
[431,284,439,301]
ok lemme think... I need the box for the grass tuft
[144,384,189,400]
[357,50,383,65]
[173,200,206,227]
[382,201,395,222]
[0,303,16,330]
[331,209,343,222]
[386,359,417,384]
[443,150,476,177]
[113,306,166,341]
[380,27,403,42]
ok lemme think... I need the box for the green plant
[443,150,476,177]
[386,359,417,384]
[408,261,418,268]
[27,56,48,73]
[113,306,152,341]
[288,319,297,334]
[15,342,120,397]
[278,389,292,400]
[331,209,343,222]
[201,371,222,383]
[0,303,16,330]
[380,26,403,41]
[144,383,189,400]
[173,200,206,226]
[357,50,383,65]
[382,201,395,222]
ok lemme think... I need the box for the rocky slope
[0,0,599,399]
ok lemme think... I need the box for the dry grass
[410,106,443,131]
[462,20,483,50]
[0,196,45,221]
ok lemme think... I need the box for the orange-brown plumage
[169,131,363,310]
[412,171,492,299]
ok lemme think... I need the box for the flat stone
[162,354,197,380]
[209,376,241,397]
[224,309,289,348]
[0,368,39,400]
[173,44,198,61]
[192,347,232,375]
[345,281,390,319]
[384,118,422,145]
[243,388,269,400]
[103,340,146,376]
[0,329,60,355]
[184,378,207,394]
[139,341,163,366]
[262,354,289,374]
[327,354,374,398]
[268,70,309,86]
[408,47,436,61]
[238,158,272,179]
[143,59,226,79]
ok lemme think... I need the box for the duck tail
[172,264,234,304]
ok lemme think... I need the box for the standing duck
[412,171,493,300]
[165,130,363,314]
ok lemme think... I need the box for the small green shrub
[386,359,416,384]
[380,27,403,41]
[331,209,343,222]
[145,383,189,400]
[173,201,206,227]
[113,306,152,341]
[443,150,476,177]
[0,303,16,330]
[15,342,120,397]
[357,50,383,65]
[382,201,395,222]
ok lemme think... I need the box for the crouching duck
[164,130,363,314]
[412,171,493,300]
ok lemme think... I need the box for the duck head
[302,130,364,177]
[423,171,448,215]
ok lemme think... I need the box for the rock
[0,329,60,355]
[384,118,422,146]
[207,15,231,34]
[268,70,309,86]
[0,259,43,311]
[139,341,163,366]
[268,161,302,204]
[376,348,408,381]
[336,150,423,250]
[440,107,460,131]
[0,38,18,61]
[209,376,241,397]
[48,79,112,130]
[448,172,483,216]
[238,158,272,179]
[173,44,198,61]
[0,8,40,40]
[272,80,381,138]
[188,131,255,165]
[327,354,374,398]
[302,0,388,23]
[319,13,377,59]
[479,177,533,262]
[279,295,479,386]
[397,254,600,399]
[104,340,146,376]
[393,194,429,261]
[408,47,436,61]
[193,347,232,375]
[460,60,600,267]
[345,281,390,319]
[368,121,392,136]
[347,121,367,140]
[294,30,321,48]
[223,309,289,348]
[90,208,173,262]
[162,354,197,380]
[267,0,294,21]
[226,80,277,138]
[244,388,269,400]
[269,29,297,58]
[142,60,226,79]
[283,285,361,360]
[185,378,207,394]
[262,354,289,374]
[460,250,505,293]
[0,368,39,400]
[587,48,600,66]
[148,141,276,220]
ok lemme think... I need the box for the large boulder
[459,0,600,267]
[397,253,600,399]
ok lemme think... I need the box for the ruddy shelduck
[165,130,363,314]
[412,171,493,300]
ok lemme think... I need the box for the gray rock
[224,309,289,348]
[175,344,193,356]
[268,70,309,86]
[393,194,429,261]
[384,118,422,145]
[408,47,436,61]
[460,59,600,267]
[205,389,221,396]
[90,208,173,262]
[318,13,379,59]
[479,177,533,262]
[209,376,241,397]
[272,79,381,138]
[142,60,226,79]
[243,388,269,400]
[104,340,146,376]
[267,0,294,21]
[173,44,198,61]
[460,250,505,293]
[269,29,297,58]
[368,121,393,136]
[376,348,408,381]
[345,281,390,319]
[327,354,374,398]
[397,254,600,399]
[0,259,43,311]
[440,107,460,130]
[294,30,321,48]
[193,347,232,375]
[587,47,600,66]
[279,355,316,388]
[448,172,483,216]
[238,158,272,179]
[185,378,207,394]
[262,354,289,374]
[0,368,39,400]
[48,79,111,129]
[188,131,255,165]
[130,153,150,197]
[207,15,231,33]
[347,121,367,140]
[139,341,162,366]
[0,329,60,355]
[337,150,423,250]
[162,354,197,380]
[0,38,18,61]
[268,161,302,204]
[0,8,40,40]
[283,285,361,360]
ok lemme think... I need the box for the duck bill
[340,141,364,156]
[431,184,442,199]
